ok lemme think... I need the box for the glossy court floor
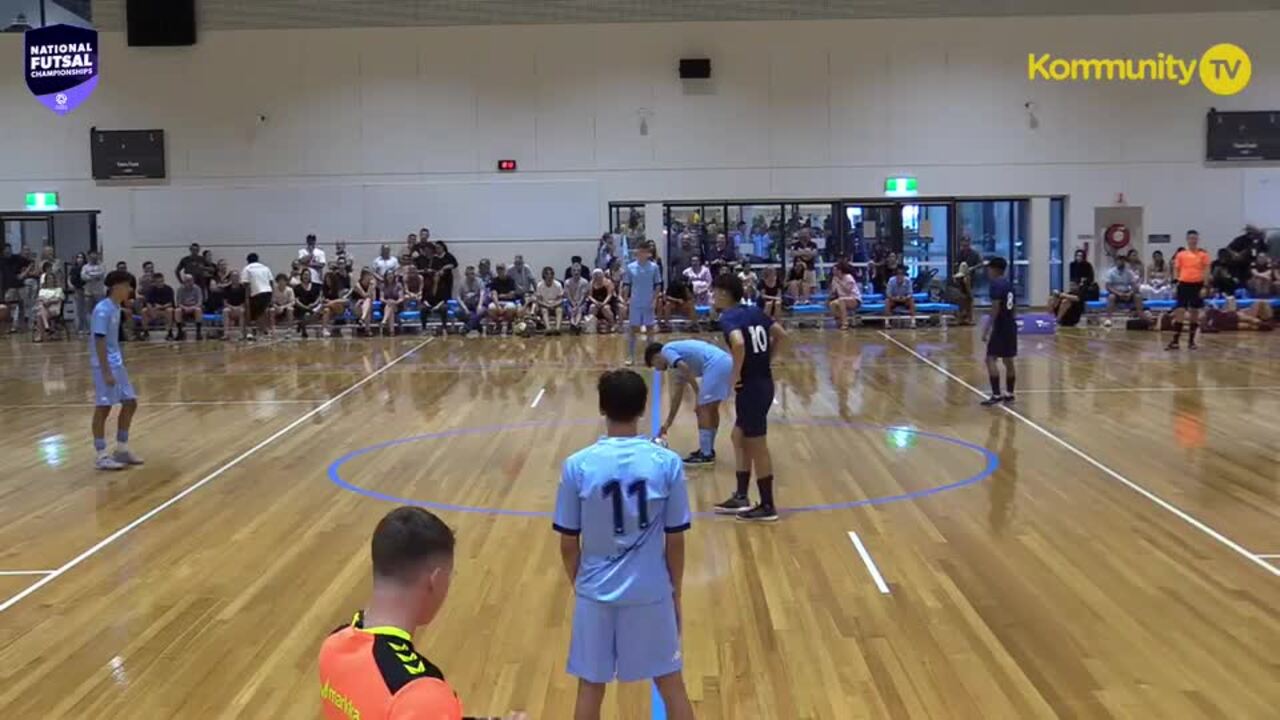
[0,326,1277,719]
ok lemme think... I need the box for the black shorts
[1175,282,1204,309]
[986,327,1018,359]
[734,378,775,438]
[249,292,272,320]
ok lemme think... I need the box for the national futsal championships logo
[1027,43,1251,96]
[24,23,99,115]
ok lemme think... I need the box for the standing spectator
[271,273,295,336]
[351,269,377,335]
[791,230,820,293]
[509,254,537,300]
[20,247,41,332]
[828,260,862,329]
[594,233,616,271]
[564,264,590,334]
[427,242,458,329]
[1068,249,1098,299]
[2,244,31,333]
[737,261,758,305]
[956,234,982,273]
[372,244,399,285]
[1226,225,1264,285]
[873,251,899,294]
[32,262,65,342]
[292,270,322,338]
[1248,254,1277,298]
[81,251,107,315]
[143,272,177,340]
[477,258,494,286]
[69,252,88,335]
[682,255,712,306]
[454,265,487,338]
[175,242,211,289]
[757,266,783,320]
[206,259,229,315]
[333,240,354,276]
[320,267,350,338]
[487,263,520,333]
[1142,250,1171,300]
[885,265,917,319]
[241,253,274,342]
[298,234,326,284]
[947,257,975,325]
[706,234,735,277]
[564,255,586,282]
[534,266,566,335]
[175,273,206,340]
[1211,249,1238,296]
[222,271,248,341]
[1105,256,1144,315]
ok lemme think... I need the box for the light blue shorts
[568,595,682,684]
[92,365,136,407]
[698,358,733,406]
[629,304,656,328]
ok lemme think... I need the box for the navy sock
[989,374,1002,397]
[757,475,775,508]
[116,429,129,443]
[735,471,750,497]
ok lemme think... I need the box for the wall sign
[24,24,98,116]
[25,192,59,210]
[884,176,918,197]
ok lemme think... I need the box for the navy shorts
[734,378,775,438]
[986,328,1018,359]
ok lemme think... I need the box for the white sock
[116,441,129,453]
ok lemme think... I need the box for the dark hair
[713,272,744,302]
[435,241,448,252]
[1186,229,1199,237]
[275,273,288,282]
[987,256,1008,272]
[570,255,582,264]
[246,253,259,263]
[644,342,665,368]
[104,270,132,289]
[371,507,455,582]
[598,369,648,422]
[115,261,127,269]
[306,234,316,242]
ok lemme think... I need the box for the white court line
[1017,385,1280,395]
[0,337,434,614]
[847,531,891,594]
[879,331,1280,579]
[1258,555,1280,559]
[0,570,54,576]
[530,387,546,408]
[0,400,321,409]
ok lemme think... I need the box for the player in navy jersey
[553,369,695,720]
[711,273,787,522]
[621,240,663,366]
[982,257,1018,406]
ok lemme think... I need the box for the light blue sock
[93,437,107,453]
[116,430,129,443]
[626,326,637,359]
[699,428,716,456]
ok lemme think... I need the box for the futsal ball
[584,316,598,334]
[1102,318,1113,328]
[513,320,528,336]
[653,436,669,448]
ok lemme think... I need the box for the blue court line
[650,369,667,720]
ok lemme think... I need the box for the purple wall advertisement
[25,24,98,115]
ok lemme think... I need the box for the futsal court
[0,326,1277,719]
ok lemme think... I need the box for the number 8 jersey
[554,436,691,605]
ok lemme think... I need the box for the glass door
[839,203,897,292]
[900,202,951,293]
[2,214,54,255]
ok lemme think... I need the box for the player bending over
[711,274,786,522]
[981,257,1018,406]
[554,369,695,720]
[90,271,145,470]
[645,338,734,465]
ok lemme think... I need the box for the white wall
[0,12,1277,277]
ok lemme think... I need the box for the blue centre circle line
[325,418,1000,517]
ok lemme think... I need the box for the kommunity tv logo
[1027,43,1251,96]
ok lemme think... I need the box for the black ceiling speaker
[679,58,711,79]
[128,0,197,47]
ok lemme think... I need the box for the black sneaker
[195,326,203,340]
[683,451,715,465]
[1001,394,1016,404]
[980,395,1003,406]
[713,494,752,515]
[737,505,779,523]
[1188,341,1198,350]
[1165,341,1179,351]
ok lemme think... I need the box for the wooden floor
[0,326,1278,719]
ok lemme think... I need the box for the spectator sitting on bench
[564,264,589,334]
[1141,250,1171,300]
[175,273,205,340]
[402,265,425,331]
[380,269,403,336]
[785,258,809,304]
[487,263,520,333]
[1209,248,1238,297]
[455,265,487,338]
[272,273,295,336]
[660,273,696,331]
[828,259,863,329]
[33,262,65,343]
[1105,256,1143,315]
[534,266,565,335]
[320,267,349,338]
[222,272,248,341]
[1048,283,1085,328]
[683,255,712,306]
[1248,254,1276,298]
[737,262,758,305]
[351,268,377,335]
[144,271,177,341]
[885,265,916,316]
[758,266,784,320]
[293,270,322,338]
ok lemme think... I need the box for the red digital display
[497,159,518,172]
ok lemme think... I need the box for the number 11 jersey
[554,436,691,605]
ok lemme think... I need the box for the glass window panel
[901,203,950,285]
[728,204,783,266]
[1050,197,1065,295]
[957,199,1029,305]
[665,205,707,283]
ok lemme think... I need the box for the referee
[319,507,527,720]
[1167,230,1211,351]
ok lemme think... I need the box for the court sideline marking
[0,570,54,576]
[1016,385,1280,394]
[0,337,435,614]
[530,386,546,408]
[0,400,322,409]
[878,331,1280,579]
[847,531,891,594]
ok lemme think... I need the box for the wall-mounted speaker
[679,58,711,80]
[127,0,197,47]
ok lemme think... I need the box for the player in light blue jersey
[621,240,663,366]
[554,369,695,720]
[89,271,144,471]
[644,337,733,465]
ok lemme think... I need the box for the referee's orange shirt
[319,612,463,720]
[1174,248,1210,283]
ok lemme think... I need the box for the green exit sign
[25,192,59,210]
[884,176,918,197]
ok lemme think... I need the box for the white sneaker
[113,449,145,466]
[624,358,634,366]
[96,456,126,471]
